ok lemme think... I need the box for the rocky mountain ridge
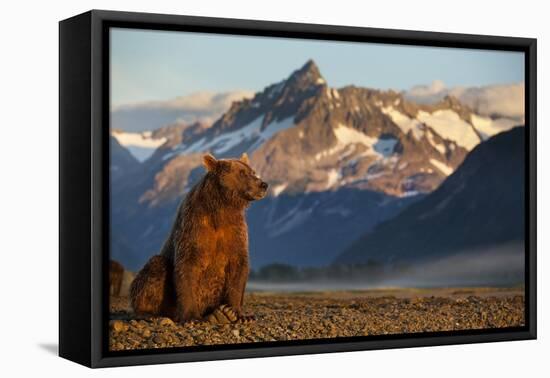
[116,60,519,206]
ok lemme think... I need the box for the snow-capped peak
[111,130,166,162]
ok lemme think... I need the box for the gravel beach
[109,288,525,351]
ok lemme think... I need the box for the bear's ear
[203,153,218,172]
[240,152,250,165]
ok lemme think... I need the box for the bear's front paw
[207,304,236,324]
[206,305,255,324]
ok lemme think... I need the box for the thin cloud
[404,81,525,121]
[115,90,254,112]
[112,90,254,132]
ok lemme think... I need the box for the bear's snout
[260,181,268,190]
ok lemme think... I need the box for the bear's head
[203,153,268,201]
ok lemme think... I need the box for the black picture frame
[59,9,537,368]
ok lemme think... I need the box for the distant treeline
[249,261,412,283]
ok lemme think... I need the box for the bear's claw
[237,313,255,324]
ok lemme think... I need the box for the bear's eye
[239,170,247,177]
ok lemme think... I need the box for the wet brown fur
[130,153,267,322]
[109,260,124,297]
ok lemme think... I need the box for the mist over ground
[248,243,524,292]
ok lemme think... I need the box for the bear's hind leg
[130,255,175,318]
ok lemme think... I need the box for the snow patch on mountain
[333,124,379,155]
[272,183,288,197]
[250,117,295,150]
[430,158,454,176]
[174,115,295,156]
[315,144,344,161]
[381,106,424,139]
[326,88,341,100]
[112,130,166,162]
[401,190,420,198]
[212,116,265,154]
[326,169,341,189]
[417,110,480,150]
[186,137,207,153]
[313,124,399,164]
[427,130,446,154]
[470,114,518,140]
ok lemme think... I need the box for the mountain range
[110,60,524,273]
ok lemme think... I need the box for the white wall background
[0,0,547,375]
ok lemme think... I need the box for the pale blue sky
[111,27,525,107]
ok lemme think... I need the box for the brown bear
[109,260,124,297]
[130,153,268,323]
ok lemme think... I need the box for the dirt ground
[109,288,525,351]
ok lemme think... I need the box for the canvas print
[108,28,526,352]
